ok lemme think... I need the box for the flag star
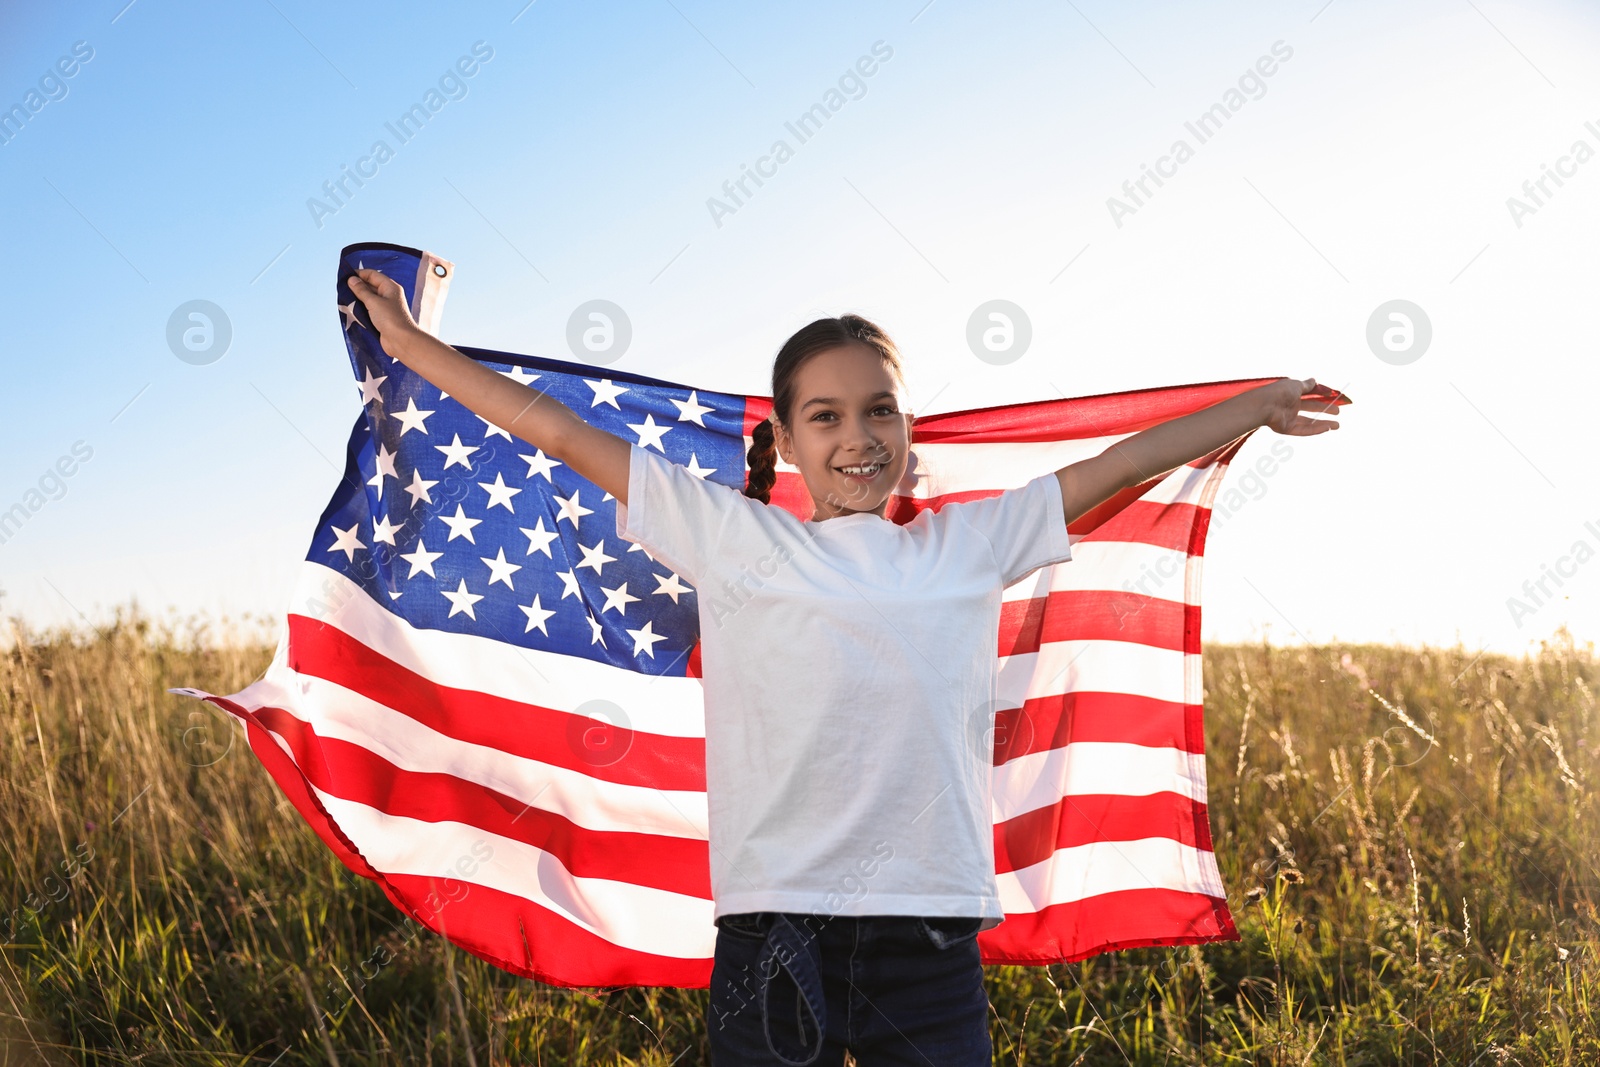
[519,518,560,558]
[368,443,399,491]
[401,538,444,578]
[584,378,628,410]
[327,522,365,562]
[501,366,540,386]
[441,579,484,620]
[554,488,594,529]
[434,433,479,470]
[518,594,556,635]
[586,611,607,647]
[575,538,616,575]
[340,300,365,332]
[371,512,404,545]
[477,413,513,441]
[626,542,660,562]
[403,468,439,507]
[391,397,435,436]
[356,366,388,407]
[625,619,668,659]
[479,472,522,512]
[480,547,522,590]
[556,569,582,600]
[626,412,672,452]
[438,504,483,543]
[683,452,716,479]
[652,571,693,604]
[599,581,640,616]
[519,448,562,482]
[671,389,714,426]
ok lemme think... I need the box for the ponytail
[744,416,778,503]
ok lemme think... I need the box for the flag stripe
[250,699,713,896]
[313,790,714,957]
[907,379,1280,443]
[998,837,1227,909]
[1001,590,1197,655]
[991,691,1206,762]
[992,741,1209,823]
[994,791,1214,874]
[239,659,710,842]
[979,887,1237,965]
[287,613,706,791]
[378,871,712,987]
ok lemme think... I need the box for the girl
[347,268,1340,1066]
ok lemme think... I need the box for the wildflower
[1279,868,1304,885]
[1245,886,1266,903]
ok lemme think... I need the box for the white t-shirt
[614,443,1073,927]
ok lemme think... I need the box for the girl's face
[771,343,914,522]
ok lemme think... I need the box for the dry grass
[2,604,1596,1065]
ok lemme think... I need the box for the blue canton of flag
[318,242,747,677]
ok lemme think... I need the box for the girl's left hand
[1262,377,1346,436]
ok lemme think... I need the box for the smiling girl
[348,267,1340,1066]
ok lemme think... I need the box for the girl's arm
[1056,377,1341,527]
[348,268,631,505]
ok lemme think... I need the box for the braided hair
[743,314,907,504]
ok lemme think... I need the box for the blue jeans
[707,911,992,1066]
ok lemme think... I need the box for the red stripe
[911,379,1283,443]
[378,872,712,988]
[741,396,770,436]
[286,614,706,791]
[999,589,1199,656]
[993,792,1214,874]
[993,690,1207,760]
[247,702,711,897]
[1080,498,1208,551]
[978,887,1239,965]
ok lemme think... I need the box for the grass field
[2,607,1596,1065]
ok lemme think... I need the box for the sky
[2,0,1598,657]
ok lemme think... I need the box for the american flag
[172,241,1330,987]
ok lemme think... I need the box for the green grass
[2,605,1596,1065]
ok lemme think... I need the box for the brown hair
[743,314,907,504]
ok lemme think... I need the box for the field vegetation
[2,607,1595,1064]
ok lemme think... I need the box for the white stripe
[996,838,1227,911]
[241,650,709,840]
[991,741,1209,823]
[312,790,716,959]
[999,640,1193,706]
[1000,540,1199,607]
[286,562,708,738]
[900,439,1126,496]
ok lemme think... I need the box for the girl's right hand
[348,268,419,340]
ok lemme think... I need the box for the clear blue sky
[4,0,1599,656]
